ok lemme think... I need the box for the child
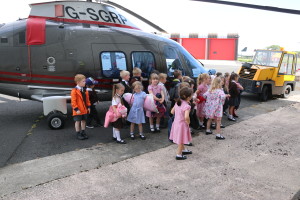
[223,72,230,116]
[158,73,170,128]
[71,74,91,140]
[120,70,131,122]
[169,87,193,160]
[228,73,240,121]
[203,77,228,139]
[127,81,147,140]
[169,70,182,109]
[111,83,126,144]
[158,73,170,105]
[120,70,131,93]
[195,73,210,129]
[85,77,102,128]
[146,73,165,133]
[130,67,143,85]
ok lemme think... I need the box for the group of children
[70,68,243,160]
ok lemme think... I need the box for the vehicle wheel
[281,85,292,98]
[47,112,65,130]
[259,86,269,101]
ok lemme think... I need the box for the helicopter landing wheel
[47,111,66,130]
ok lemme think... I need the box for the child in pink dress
[195,73,211,128]
[146,73,165,133]
[203,77,229,140]
[169,87,193,160]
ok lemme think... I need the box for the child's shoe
[155,128,161,133]
[176,155,187,160]
[76,132,85,140]
[150,128,155,133]
[182,149,193,155]
[116,139,126,144]
[139,134,146,140]
[216,135,225,140]
[81,130,88,139]
[220,124,225,128]
[205,130,213,135]
[130,134,135,140]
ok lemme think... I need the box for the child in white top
[111,83,126,144]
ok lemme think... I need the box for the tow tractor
[238,49,297,101]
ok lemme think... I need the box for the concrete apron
[1,99,300,199]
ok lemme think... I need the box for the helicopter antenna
[103,1,168,33]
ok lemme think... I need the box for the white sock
[216,134,221,137]
[199,121,203,126]
[113,128,116,138]
[206,129,211,132]
[156,124,160,129]
[130,132,134,136]
[150,125,154,129]
[176,154,183,157]
[228,115,233,119]
[115,130,121,141]
[139,133,144,136]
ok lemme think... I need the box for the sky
[1,0,300,54]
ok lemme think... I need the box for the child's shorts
[73,114,88,121]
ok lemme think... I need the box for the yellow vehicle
[238,49,297,101]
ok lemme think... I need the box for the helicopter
[2,0,297,130]
[0,0,212,129]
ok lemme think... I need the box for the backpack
[169,82,180,101]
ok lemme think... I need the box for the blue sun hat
[86,77,98,86]
[208,69,216,75]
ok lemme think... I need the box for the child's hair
[131,81,143,91]
[74,74,86,83]
[132,67,142,76]
[120,70,130,78]
[224,72,230,79]
[209,77,222,92]
[197,73,210,85]
[173,70,182,79]
[149,73,159,84]
[229,72,239,83]
[112,83,125,98]
[159,73,167,80]
[177,87,193,106]
[184,78,195,87]
[216,72,222,77]
[182,76,190,82]
[179,82,190,90]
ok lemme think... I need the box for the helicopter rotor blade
[103,1,168,33]
[191,0,300,15]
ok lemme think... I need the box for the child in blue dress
[127,81,147,140]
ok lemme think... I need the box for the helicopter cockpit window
[100,52,126,78]
[163,46,184,77]
[131,52,155,77]
[179,45,206,78]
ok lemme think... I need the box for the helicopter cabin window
[19,32,26,44]
[131,52,155,77]
[279,54,294,75]
[100,52,126,78]
[163,46,184,77]
[0,37,8,44]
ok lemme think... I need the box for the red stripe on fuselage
[0,71,114,85]
[28,15,141,30]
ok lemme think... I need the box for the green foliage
[266,45,281,50]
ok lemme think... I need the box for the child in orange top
[71,74,91,140]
